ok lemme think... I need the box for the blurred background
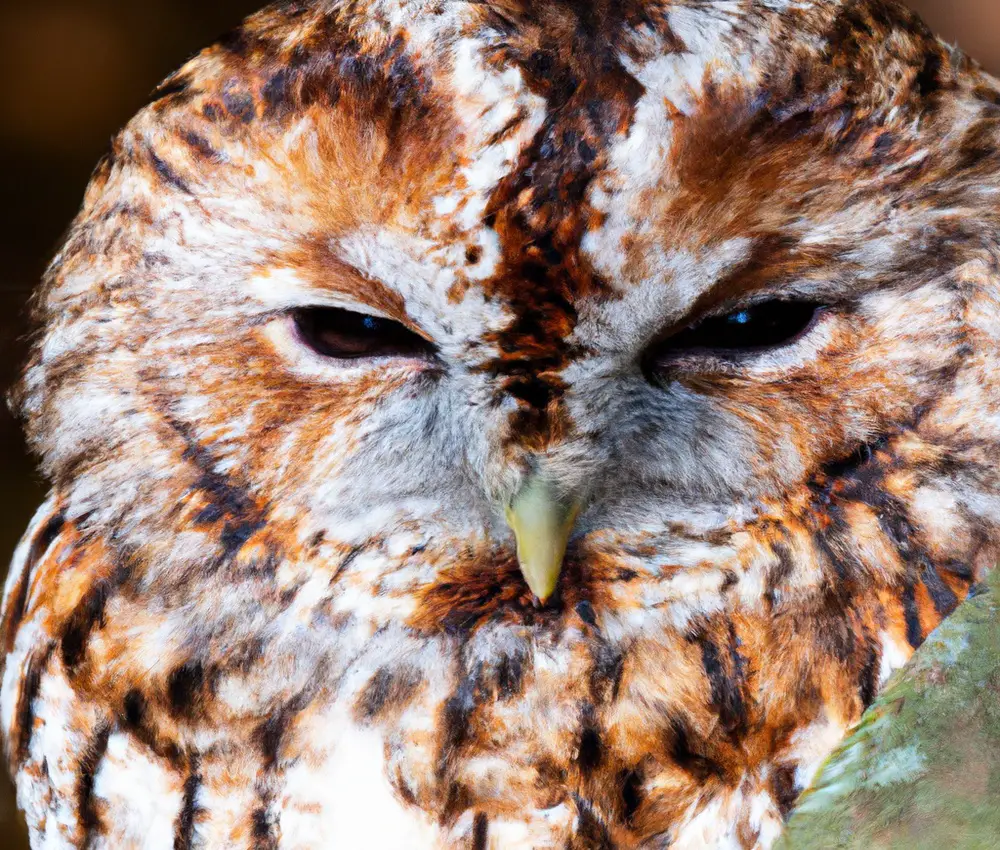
[0,0,998,845]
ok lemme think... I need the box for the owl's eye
[292,307,434,360]
[648,300,823,365]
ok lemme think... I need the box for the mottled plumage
[4,0,1000,847]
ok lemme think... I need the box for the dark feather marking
[262,69,292,115]
[817,444,958,650]
[858,640,880,708]
[697,632,748,737]
[222,84,256,123]
[160,413,267,557]
[252,807,278,850]
[771,764,799,818]
[78,722,113,848]
[437,668,480,779]
[123,689,145,727]
[874,501,919,558]
[13,643,55,769]
[330,543,366,585]
[914,50,943,98]
[472,812,489,850]
[220,519,266,556]
[193,504,224,526]
[251,801,277,848]
[168,662,206,717]
[307,529,325,553]
[440,781,473,826]
[3,511,64,654]
[572,795,614,850]
[901,582,923,648]
[254,679,320,769]
[253,689,319,850]
[61,562,132,673]
[814,596,857,664]
[814,525,851,582]
[495,649,527,699]
[256,712,290,770]
[974,83,1000,109]
[814,498,869,589]
[149,150,192,194]
[620,768,642,824]
[942,558,975,583]
[355,665,420,721]
[119,687,183,765]
[149,76,193,106]
[765,540,795,607]
[816,437,888,490]
[575,600,597,626]
[957,120,1000,172]
[919,557,959,617]
[589,640,624,704]
[173,758,202,850]
[253,717,285,850]
[577,720,602,774]
[667,717,725,782]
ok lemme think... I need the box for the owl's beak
[505,476,581,603]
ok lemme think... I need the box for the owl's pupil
[648,300,822,368]
[292,307,433,360]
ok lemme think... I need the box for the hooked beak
[504,476,581,603]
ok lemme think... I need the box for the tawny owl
[4,0,1000,847]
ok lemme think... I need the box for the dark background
[0,1,996,844]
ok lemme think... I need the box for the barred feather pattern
[5,0,1000,847]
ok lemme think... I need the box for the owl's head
[14,0,1000,630]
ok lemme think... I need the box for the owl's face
[11,1,1000,842]
[26,0,989,605]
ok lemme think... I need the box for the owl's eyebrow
[682,234,832,324]
[258,237,413,326]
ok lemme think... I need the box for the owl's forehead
[147,0,954,346]
[321,0,755,329]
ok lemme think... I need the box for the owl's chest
[10,511,928,850]
[264,610,878,850]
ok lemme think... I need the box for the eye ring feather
[292,306,435,360]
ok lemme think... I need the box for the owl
[4,0,1000,847]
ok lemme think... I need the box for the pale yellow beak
[505,476,581,603]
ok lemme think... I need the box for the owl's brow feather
[263,237,414,327]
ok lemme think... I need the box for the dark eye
[649,301,822,364]
[292,307,434,360]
